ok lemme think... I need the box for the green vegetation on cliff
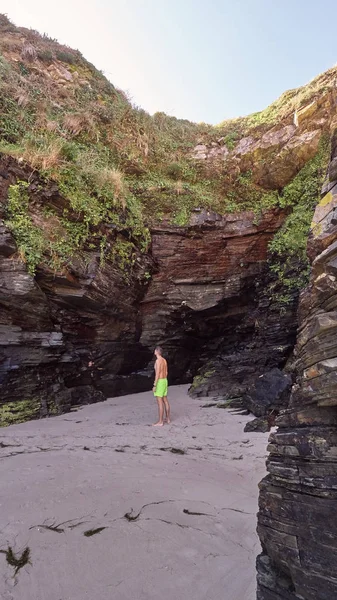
[0,14,335,277]
[268,137,330,303]
[0,14,213,271]
[0,398,41,426]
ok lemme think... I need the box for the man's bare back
[155,356,168,379]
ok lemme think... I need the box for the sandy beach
[0,385,269,600]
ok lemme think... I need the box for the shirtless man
[152,346,170,426]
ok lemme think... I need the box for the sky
[1,0,337,124]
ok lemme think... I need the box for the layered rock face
[257,132,337,599]
[186,262,298,405]
[141,207,293,385]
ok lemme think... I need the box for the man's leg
[153,396,164,426]
[163,396,171,424]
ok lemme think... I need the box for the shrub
[20,135,65,172]
[21,43,37,62]
[173,205,190,226]
[62,112,97,138]
[110,238,136,274]
[268,137,330,299]
[5,181,45,274]
[166,162,184,180]
[55,49,78,64]
[37,49,53,64]
[0,14,16,33]
[59,140,79,161]
[94,167,127,209]
[223,131,238,150]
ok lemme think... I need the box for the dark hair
[155,346,163,355]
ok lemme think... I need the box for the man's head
[154,346,163,358]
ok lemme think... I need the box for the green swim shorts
[154,378,168,397]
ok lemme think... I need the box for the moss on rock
[189,369,215,393]
[0,398,41,427]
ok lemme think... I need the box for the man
[152,346,170,426]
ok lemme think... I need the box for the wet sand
[0,385,269,600]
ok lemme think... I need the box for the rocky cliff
[0,158,292,421]
[0,13,336,425]
[0,153,157,419]
[256,131,337,599]
[141,207,291,383]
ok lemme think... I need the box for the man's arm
[153,360,158,391]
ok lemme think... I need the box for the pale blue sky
[1,0,337,123]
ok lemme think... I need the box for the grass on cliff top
[0,12,223,249]
[0,13,224,274]
[0,13,334,276]
[216,66,337,137]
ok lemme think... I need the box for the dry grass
[21,43,37,62]
[31,213,65,241]
[45,120,59,133]
[62,111,97,139]
[96,168,127,208]
[33,102,57,132]
[73,148,128,209]
[16,92,30,108]
[0,34,22,53]
[20,138,64,171]
[137,132,149,157]
[56,86,74,101]
[174,180,184,195]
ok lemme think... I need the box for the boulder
[243,368,292,417]
[244,417,270,433]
